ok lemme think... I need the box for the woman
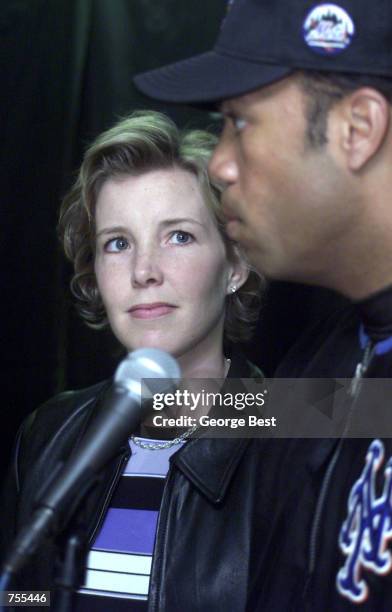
[2,111,265,611]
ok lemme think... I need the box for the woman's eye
[169,231,194,245]
[104,237,129,252]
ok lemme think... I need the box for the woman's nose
[131,247,164,287]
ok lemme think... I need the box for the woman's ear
[226,246,250,294]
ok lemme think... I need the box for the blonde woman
[2,111,265,612]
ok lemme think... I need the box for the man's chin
[241,244,273,279]
[225,218,243,240]
[224,225,273,277]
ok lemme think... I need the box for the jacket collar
[171,436,250,504]
[170,349,261,504]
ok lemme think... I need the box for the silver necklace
[131,424,198,450]
[131,357,231,451]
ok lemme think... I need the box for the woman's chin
[122,336,178,355]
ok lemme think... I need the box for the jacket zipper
[149,468,174,612]
[87,450,130,545]
[305,341,375,596]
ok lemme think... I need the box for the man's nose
[208,138,238,186]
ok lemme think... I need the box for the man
[134,1,392,610]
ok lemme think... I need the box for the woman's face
[94,167,242,360]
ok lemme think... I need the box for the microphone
[2,348,180,577]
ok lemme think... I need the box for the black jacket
[1,352,269,612]
[262,300,392,612]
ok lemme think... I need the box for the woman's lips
[129,303,176,319]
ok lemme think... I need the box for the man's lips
[222,200,242,223]
[222,204,239,222]
[128,303,177,320]
[222,205,242,238]
[225,218,242,240]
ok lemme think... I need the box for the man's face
[209,75,355,285]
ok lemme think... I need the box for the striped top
[75,437,183,611]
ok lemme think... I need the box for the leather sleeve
[0,413,35,563]
[0,382,107,565]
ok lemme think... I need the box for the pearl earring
[230,285,237,294]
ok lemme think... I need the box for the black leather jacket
[1,352,266,612]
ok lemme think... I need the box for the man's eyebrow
[220,103,231,115]
[221,98,240,112]
[219,106,241,124]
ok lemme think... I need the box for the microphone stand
[53,530,86,612]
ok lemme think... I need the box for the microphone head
[114,348,181,398]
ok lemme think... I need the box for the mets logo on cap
[303,3,355,55]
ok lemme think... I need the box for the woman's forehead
[95,167,213,224]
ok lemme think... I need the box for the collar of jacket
[171,437,250,504]
[168,348,259,504]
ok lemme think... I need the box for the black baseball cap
[134,0,392,104]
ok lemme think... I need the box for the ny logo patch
[337,439,392,603]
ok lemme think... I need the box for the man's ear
[226,246,250,294]
[339,87,390,171]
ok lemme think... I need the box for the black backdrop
[1,0,344,484]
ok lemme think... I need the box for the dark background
[1,0,343,483]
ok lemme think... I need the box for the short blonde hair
[59,111,264,342]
